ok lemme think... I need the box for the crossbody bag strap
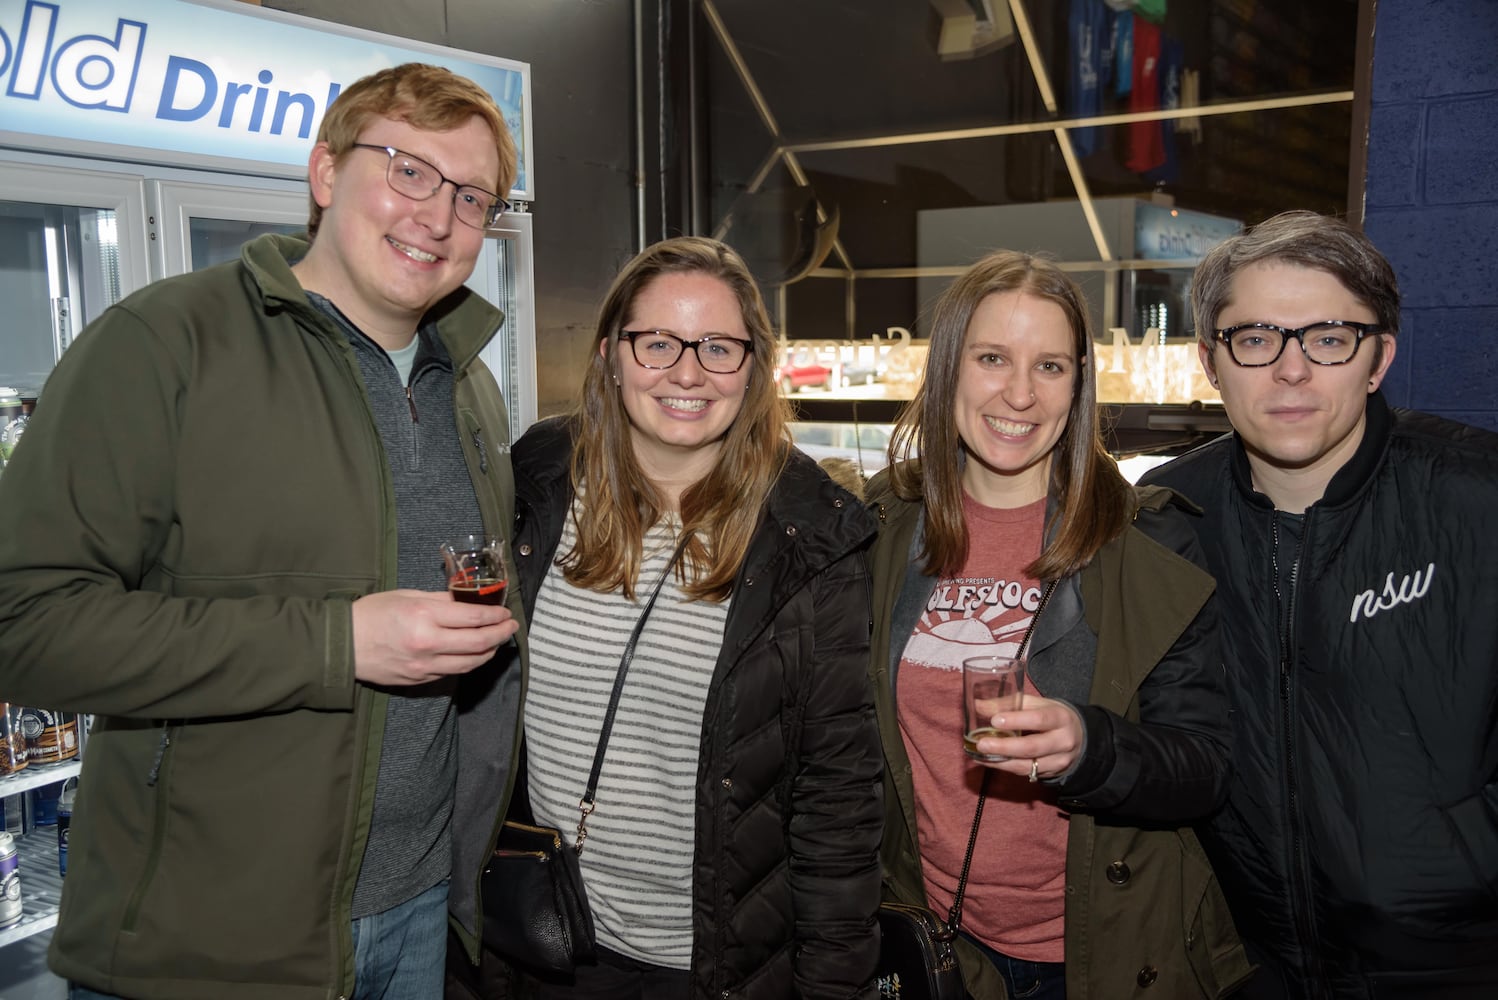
[572,531,691,853]
[942,576,1061,938]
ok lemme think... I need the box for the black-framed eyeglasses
[350,144,509,229]
[619,330,753,374]
[1212,321,1383,367]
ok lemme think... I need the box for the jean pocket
[1003,957,1049,999]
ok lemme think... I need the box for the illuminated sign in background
[0,0,533,197]
[1133,202,1240,261]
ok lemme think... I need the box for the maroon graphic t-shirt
[896,492,1069,962]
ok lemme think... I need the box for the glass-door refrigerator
[0,157,536,440]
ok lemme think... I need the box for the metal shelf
[1,760,80,951]
[0,828,64,949]
[0,761,81,800]
[787,399,1232,458]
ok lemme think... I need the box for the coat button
[1105,860,1131,884]
[1137,966,1158,987]
[517,543,532,556]
[785,524,798,536]
[744,577,755,587]
[833,498,844,508]
[721,777,732,790]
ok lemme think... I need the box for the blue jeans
[351,878,451,1000]
[964,933,1067,1000]
[71,880,450,1000]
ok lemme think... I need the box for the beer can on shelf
[0,703,27,776]
[17,707,80,766]
[0,830,21,930]
[32,783,60,826]
[0,387,34,465]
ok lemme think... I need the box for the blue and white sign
[0,0,533,198]
[1134,203,1239,261]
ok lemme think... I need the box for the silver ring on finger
[1028,758,1039,783]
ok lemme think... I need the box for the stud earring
[613,374,620,387]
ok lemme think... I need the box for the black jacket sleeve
[1055,503,1232,825]
[788,549,884,999]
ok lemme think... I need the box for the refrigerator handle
[51,295,74,360]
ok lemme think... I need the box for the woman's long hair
[888,251,1135,581]
[562,237,792,601]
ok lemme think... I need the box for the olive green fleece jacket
[0,234,523,1000]
[867,473,1253,999]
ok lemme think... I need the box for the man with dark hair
[1143,210,1498,998]
[0,64,523,999]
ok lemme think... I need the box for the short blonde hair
[307,63,517,239]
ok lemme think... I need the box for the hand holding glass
[962,655,1026,762]
[441,534,509,605]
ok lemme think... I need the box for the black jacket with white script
[1143,392,1498,999]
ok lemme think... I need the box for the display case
[1,731,84,950]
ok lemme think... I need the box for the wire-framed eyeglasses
[1212,321,1383,367]
[350,144,509,230]
[619,330,753,374]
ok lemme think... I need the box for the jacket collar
[242,232,504,370]
[513,416,577,511]
[725,449,874,656]
[1229,389,1393,511]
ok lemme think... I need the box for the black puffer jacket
[509,417,883,999]
[1143,392,1498,999]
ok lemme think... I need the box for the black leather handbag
[480,538,686,974]
[875,901,965,1000]
[482,819,596,972]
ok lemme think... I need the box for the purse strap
[940,576,1060,939]
[572,531,691,854]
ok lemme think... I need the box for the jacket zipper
[1271,512,1327,996]
[124,720,180,932]
[145,720,173,786]
[404,384,420,467]
[472,425,489,476]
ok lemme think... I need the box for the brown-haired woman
[866,250,1252,999]
[506,236,882,998]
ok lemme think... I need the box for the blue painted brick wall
[1364,0,1498,430]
